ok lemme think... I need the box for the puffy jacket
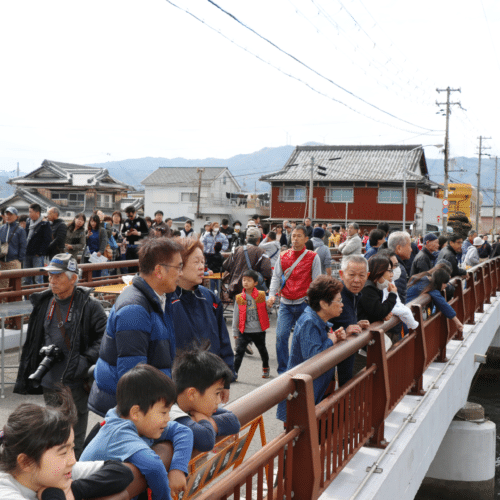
[88,275,176,416]
[47,218,68,258]
[0,221,27,262]
[410,248,434,277]
[170,285,235,379]
[437,244,467,277]
[14,286,106,394]
[25,218,52,257]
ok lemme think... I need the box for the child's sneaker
[262,368,270,378]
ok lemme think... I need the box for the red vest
[235,288,270,334]
[280,248,316,300]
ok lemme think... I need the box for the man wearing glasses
[88,237,184,417]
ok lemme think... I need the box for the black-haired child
[171,349,241,452]
[233,269,271,378]
[81,364,193,500]
[0,387,133,500]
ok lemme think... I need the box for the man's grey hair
[341,254,369,273]
[348,222,359,230]
[469,229,477,237]
[246,236,260,245]
[65,271,79,283]
[49,206,60,216]
[388,231,411,252]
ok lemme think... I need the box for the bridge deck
[321,294,500,500]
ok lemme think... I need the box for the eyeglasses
[159,263,184,273]
[331,298,343,304]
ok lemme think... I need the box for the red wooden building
[260,145,441,230]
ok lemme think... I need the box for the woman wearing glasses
[170,237,235,401]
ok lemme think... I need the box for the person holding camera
[14,253,107,459]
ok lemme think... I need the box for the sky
[0,0,499,178]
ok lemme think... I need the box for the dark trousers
[126,245,139,273]
[337,353,356,387]
[43,384,89,460]
[234,331,269,372]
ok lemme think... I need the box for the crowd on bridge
[0,203,497,500]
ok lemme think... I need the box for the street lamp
[402,144,444,232]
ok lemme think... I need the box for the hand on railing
[329,327,346,344]
[452,316,464,333]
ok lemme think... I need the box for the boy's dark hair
[377,222,390,235]
[19,214,28,223]
[369,229,385,248]
[242,269,259,283]
[172,349,233,395]
[221,218,229,226]
[214,242,223,253]
[267,231,276,241]
[116,364,176,417]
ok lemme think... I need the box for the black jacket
[437,244,467,278]
[47,218,68,258]
[410,248,434,277]
[357,280,397,323]
[14,286,106,394]
[394,254,409,304]
[26,218,53,257]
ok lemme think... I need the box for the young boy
[80,364,193,500]
[232,269,271,378]
[171,349,241,452]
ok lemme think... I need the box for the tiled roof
[259,145,431,184]
[141,167,229,186]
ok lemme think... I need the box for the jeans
[337,354,355,387]
[24,255,45,285]
[276,301,307,375]
[210,279,220,295]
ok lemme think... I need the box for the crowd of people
[1,206,497,500]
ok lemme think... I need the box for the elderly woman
[277,275,346,422]
[170,237,235,400]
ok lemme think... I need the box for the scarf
[27,216,43,242]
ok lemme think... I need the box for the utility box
[412,194,443,235]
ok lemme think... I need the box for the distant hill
[1,148,496,204]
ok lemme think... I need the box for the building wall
[270,185,416,224]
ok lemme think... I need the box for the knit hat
[423,233,438,244]
[313,227,325,238]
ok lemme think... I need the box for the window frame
[378,188,403,204]
[181,192,198,202]
[279,187,306,202]
[325,188,354,203]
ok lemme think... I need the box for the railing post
[465,271,476,324]
[454,279,466,341]
[409,304,427,395]
[483,261,492,304]
[366,329,390,448]
[492,258,499,293]
[286,374,321,500]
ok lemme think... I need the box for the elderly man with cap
[311,227,332,275]
[338,222,362,256]
[14,254,107,458]
[222,226,272,298]
[409,233,440,277]
[0,206,27,290]
[464,236,483,267]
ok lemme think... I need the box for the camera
[28,345,64,388]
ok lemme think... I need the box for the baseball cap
[246,227,261,239]
[45,253,79,274]
[5,206,18,216]
[423,233,438,244]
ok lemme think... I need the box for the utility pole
[436,87,461,234]
[475,136,491,232]
[493,156,498,235]
[195,167,205,219]
[308,156,315,220]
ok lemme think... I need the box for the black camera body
[28,344,64,388]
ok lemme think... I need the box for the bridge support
[416,402,495,500]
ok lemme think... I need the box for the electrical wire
[204,0,438,132]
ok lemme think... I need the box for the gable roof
[0,187,55,213]
[9,159,133,190]
[260,145,433,184]
[141,167,240,189]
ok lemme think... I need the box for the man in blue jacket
[24,203,52,285]
[88,237,184,417]
[0,206,27,289]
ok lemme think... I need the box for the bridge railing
[201,258,500,500]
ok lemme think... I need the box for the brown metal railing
[201,258,500,500]
[3,257,500,499]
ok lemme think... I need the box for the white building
[142,167,269,229]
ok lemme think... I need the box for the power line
[204,0,438,132]
[163,0,435,135]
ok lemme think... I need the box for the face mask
[234,225,240,231]
[212,227,219,234]
[376,279,390,290]
[392,266,401,281]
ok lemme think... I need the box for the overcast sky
[1,0,499,178]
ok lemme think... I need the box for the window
[96,193,112,208]
[51,192,68,200]
[378,188,403,204]
[325,188,353,203]
[181,192,197,202]
[279,187,306,202]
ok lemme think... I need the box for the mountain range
[1,146,497,203]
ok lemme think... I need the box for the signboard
[442,199,449,207]
[442,207,449,214]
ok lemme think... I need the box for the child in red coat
[232,269,270,378]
